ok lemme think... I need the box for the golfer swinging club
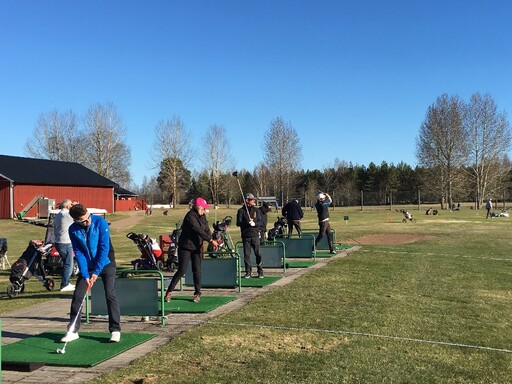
[236,193,264,278]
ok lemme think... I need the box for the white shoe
[61,332,79,342]
[60,284,75,292]
[110,331,121,343]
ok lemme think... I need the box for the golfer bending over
[61,204,121,343]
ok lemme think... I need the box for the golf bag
[7,240,56,298]
[166,226,181,272]
[207,216,234,258]
[267,216,287,241]
[127,232,164,270]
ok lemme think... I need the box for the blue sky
[2,1,512,186]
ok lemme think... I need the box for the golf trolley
[399,209,416,223]
[127,232,165,271]
[7,240,56,298]
[267,216,288,240]
[207,216,235,258]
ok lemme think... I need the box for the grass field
[1,205,512,383]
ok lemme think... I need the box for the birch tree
[83,102,131,186]
[200,125,233,206]
[262,116,302,204]
[415,94,467,209]
[465,93,511,208]
[152,115,194,207]
[25,109,85,162]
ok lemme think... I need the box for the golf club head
[56,348,65,354]
[232,171,238,177]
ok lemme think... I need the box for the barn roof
[115,186,138,196]
[0,155,118,187]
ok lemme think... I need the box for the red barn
[0,155,118,219]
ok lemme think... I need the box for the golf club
[56,292,87,355]
[232,171,252,219]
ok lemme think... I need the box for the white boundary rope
[175,318,512,354]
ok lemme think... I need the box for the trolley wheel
[72,260,80,276]
[156,260,164,271]
[44,278,55,291]
[402,218,407,223]
[7,283,19,298]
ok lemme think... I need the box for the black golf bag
[7,240,56,298]
[267,216,287,241]
[166,226,181,272]
[207,216,234,258]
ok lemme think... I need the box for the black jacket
[282,200,304,221]
[236,205,263,238]
[178,209,212,251]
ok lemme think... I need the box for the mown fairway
[1,205,511,383]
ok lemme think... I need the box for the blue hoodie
[69,214,113,279]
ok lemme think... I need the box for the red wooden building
[0,155,119,219]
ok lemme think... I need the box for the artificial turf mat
[1,331,156,368]
[315,251,336,258]
[163,295,236,313]
[240,276,281,287]
[286,260,317,268]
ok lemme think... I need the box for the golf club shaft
[234,175,252,218]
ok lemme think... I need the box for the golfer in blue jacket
[61,204,121,343]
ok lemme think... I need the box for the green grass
[2,205,512,383]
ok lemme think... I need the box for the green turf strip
[1,331,156,367]
[163,295,236,313]
[286,260,317,268]
[240,276,281,287]
[336,244,353,249]
[315,251,336,258]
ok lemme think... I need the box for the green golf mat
[163,295,236,313]
[315,251,336,258]
[240,276,281,287]
[1,331,156,369]
[286,260,317,268]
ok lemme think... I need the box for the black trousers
[167,248,202,295]
[242,236,262,273]
[69,262,120,333]
[316,221,334,252]
[287,220,302,235]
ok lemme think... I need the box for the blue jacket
[69,214,113,279]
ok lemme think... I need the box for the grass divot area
[1,331,156,368]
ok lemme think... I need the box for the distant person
[314,193,335,254]
[61,204,121,343]
[258,202,272,241]
[237,193,264,278]
[274,201,279,212]
[54,199,75,291]
[486,198,493,219]
[282,199,304,235]
[164,197,218,303]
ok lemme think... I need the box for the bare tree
[200,125,233,206]
[416,94,467,209]
[262,117,302,204]
[152,115,194,207]
[465,93,511,208]
[82,102,131,186]
[25,109,85,162]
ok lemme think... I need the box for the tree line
[26,93,512,210]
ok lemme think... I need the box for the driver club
[56,293,87,355]
[232,171,252,218]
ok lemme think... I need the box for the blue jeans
[55,243,74,288]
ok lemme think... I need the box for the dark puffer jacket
[178,209,212,251]
[236,205,263,238]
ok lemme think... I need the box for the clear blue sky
[2,1,512,186]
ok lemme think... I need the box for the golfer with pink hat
[164,197,218,303]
